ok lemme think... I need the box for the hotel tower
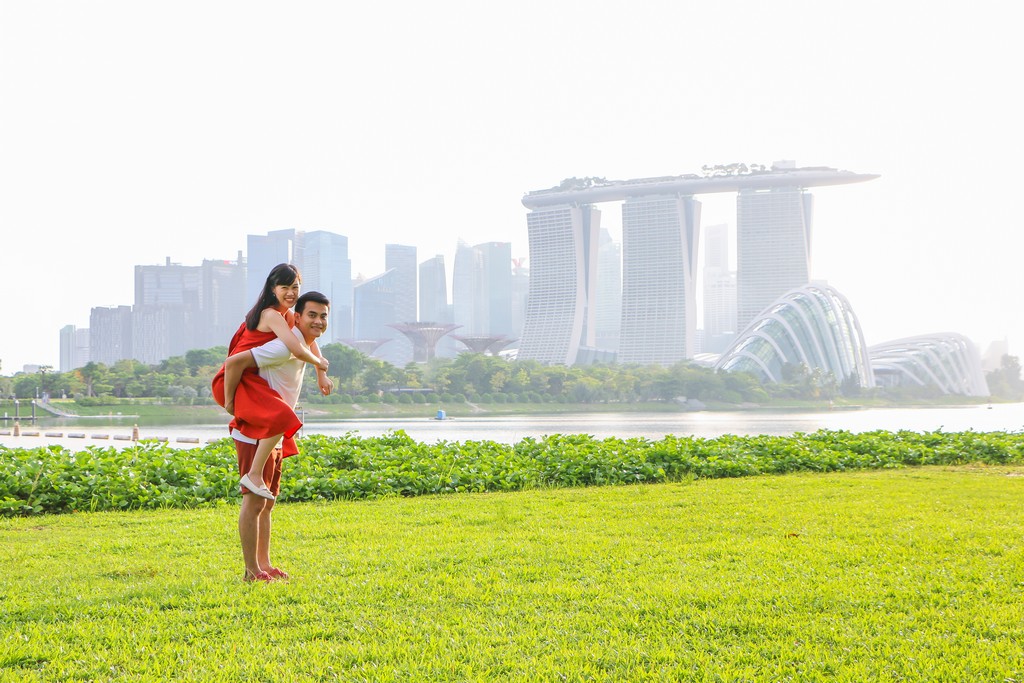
[519,164,877,365]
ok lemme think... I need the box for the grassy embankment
[2,466,1022,681]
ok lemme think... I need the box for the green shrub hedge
[2,429,1022,516]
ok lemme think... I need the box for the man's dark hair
[296,291,330,314]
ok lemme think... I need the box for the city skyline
[24,168,1012,373]
[48,210,747,370]
[2,2,1021,371]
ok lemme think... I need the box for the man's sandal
[244,569,273,583]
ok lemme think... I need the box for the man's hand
[317,356,330,372]
[317,374,334,396]
[224,399,236,416]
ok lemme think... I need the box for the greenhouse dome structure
[715,283,873,389]
[869,334,989,397]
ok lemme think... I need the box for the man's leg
[239,492,269,579]
[256,448,287,578]
[256,499,274,567]
[236,438,272,581]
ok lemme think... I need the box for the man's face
[296,302,329,339]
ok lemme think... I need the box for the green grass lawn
[2,466,1023,681]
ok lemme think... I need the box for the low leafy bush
[2,429,1023,516]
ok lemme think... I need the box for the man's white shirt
[230,327,310,445]
[249,326,308,410]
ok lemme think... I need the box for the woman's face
[272,281,300,309]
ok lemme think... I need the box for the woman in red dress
[212,264,329,499]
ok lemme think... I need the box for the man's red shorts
[235,440,284,497]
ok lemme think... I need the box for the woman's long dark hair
[245,263,301,330]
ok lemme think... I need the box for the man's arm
[223,350,258,416]
[310,339,334,396]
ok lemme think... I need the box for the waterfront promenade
[3,403,1022,452]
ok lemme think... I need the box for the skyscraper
[132,306,189,365]
[74,328,90,369]
[618,195,701,365]
[419,254,455,358]
[89,306,133,365]
[59,325,77,372]
[511,258,529,341]
[595,228,622,352]
[476,242,513,338]
[705,222,729,272]
[517,204,601,365]
[735,185,813,331]
[452,241,513,338]
[133,259,203,364]
[297,231,352,342]
[58,327,88,374]
[418,255,449,324]
[134,259,202,308]
[385,244,417,323]
[199,255,247,350]
[452,241,484,334]
[246,229,296,303]
[702,223,737,353]
[353,270,399,349]
[378,244,418,365]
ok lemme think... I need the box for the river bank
[2,402,1021,452]
[0,394,996,424]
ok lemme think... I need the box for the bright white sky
[2,0,1021,373]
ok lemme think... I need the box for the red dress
[211,321,302,457]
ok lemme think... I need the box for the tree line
[2,345,1018,406]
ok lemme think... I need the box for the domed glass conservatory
[869,334,989,397]
[715,283,873,388]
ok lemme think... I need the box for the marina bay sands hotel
[516,162,878,366]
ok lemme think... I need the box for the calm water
[2,403,1023,451]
